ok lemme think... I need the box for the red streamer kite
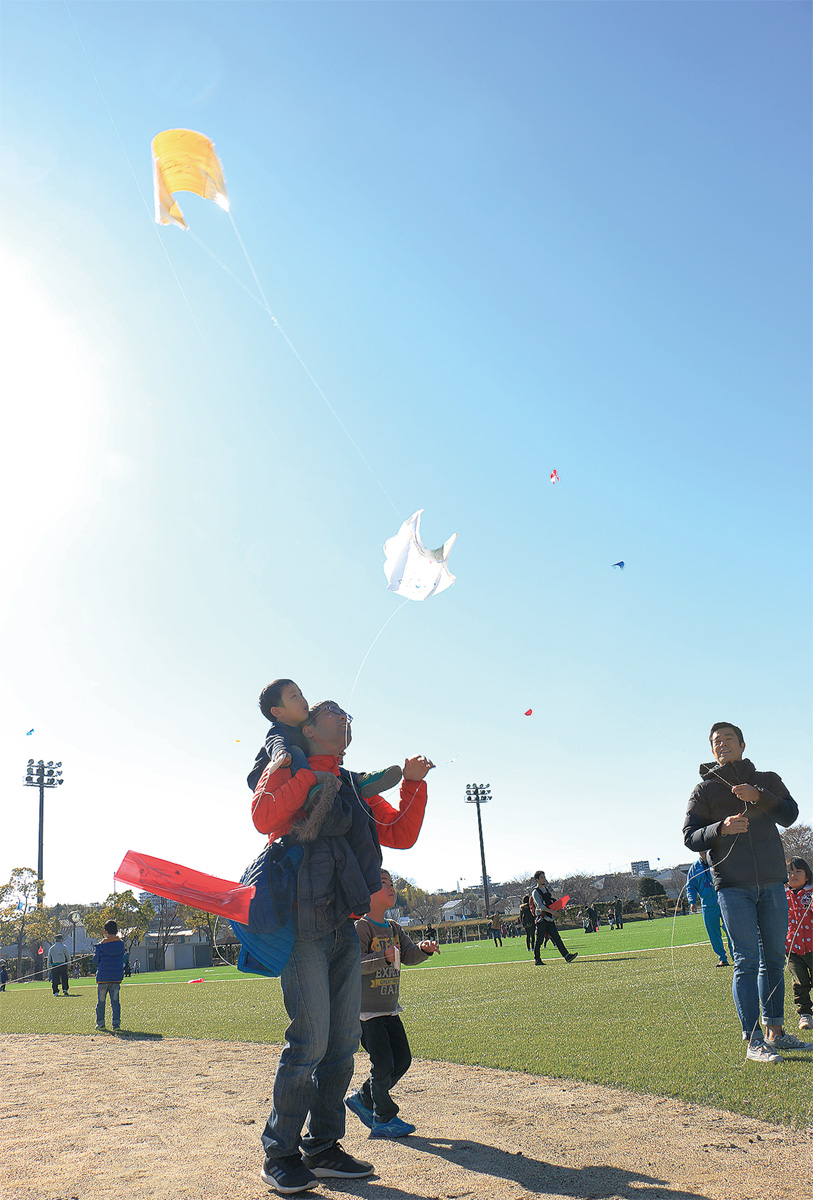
[115,850,254,924]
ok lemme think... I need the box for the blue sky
[1,1,810,904]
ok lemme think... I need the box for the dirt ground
[1,1034,809,1200]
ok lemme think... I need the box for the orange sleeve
[368,779,428,849]
[251,763,317,839]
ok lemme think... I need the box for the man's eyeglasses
[318,703,353,723]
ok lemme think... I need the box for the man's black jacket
[683,758,798,890]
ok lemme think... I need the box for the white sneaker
[799,1015,813,1031]
[746,1041,782,1063]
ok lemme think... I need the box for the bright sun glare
[0,246,103,555]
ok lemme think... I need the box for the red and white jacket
[786,882,813,957]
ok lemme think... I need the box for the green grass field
[3,915,811,1129]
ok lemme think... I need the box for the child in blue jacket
[94,920,125,1031]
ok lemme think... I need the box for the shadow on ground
[328,1135,713,1200]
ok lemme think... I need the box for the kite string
[668,877,745,1070]
[226,211,402,518]
[348,598,410,710]
[342,598,427,819]
[188,231,271,312]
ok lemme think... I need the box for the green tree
[637,876,666,898]
[0,868,59,980]
[84,891,155,953]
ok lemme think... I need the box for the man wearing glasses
[251,699,434,1194]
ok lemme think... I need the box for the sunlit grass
[3,916,811,1128]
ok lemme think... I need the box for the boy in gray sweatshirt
[345,870,439,1138]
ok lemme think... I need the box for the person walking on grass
[683,721,809,1063]
[531,871,577,966]
[489,911,503,948]
[687,851,734,967]
[47,934,70,996]
[94,920,125,1031]
[346,869,439,1138]
[519,896,535,951]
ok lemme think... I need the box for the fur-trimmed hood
[287,771,348,843]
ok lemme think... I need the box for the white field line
[37,941,708,988]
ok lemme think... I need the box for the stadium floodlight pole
[23,759,65,905]
[465,783,492,916]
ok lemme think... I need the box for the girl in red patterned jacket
[785,857,813,1032]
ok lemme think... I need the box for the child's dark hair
[104,920,118,936]
[788,857,813,885]
[259,679,296,722]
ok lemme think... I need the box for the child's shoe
[344,1091,375,1129]
[799,1014,813,1031]
[357,765,402,800]
[369,1115,416,1138]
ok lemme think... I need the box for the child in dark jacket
[345,870,439,1138]
[94,920,125,1031]
[786,858,813,1032]
[246,678,401,800]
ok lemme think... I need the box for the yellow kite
[152,129,229,229]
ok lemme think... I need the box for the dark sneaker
[534,959,545,966]
[565,952,578,963]
[260,1154,318,1194]
[344,1090,375,1129]
[302,1142,374,1178]
[369,1115,416,1138]
[357,765,402,799]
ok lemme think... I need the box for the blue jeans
[700,901,733,963]
[717,884,788,1040]
[261,920,361,1160]
[96,982,121,1027]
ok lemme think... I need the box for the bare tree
[554,873,599,906]
[139,893,179,970]
[781,823,813,865]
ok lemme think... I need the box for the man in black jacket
[683,722,807,1063]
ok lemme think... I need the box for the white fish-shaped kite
[383,510,457,601]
